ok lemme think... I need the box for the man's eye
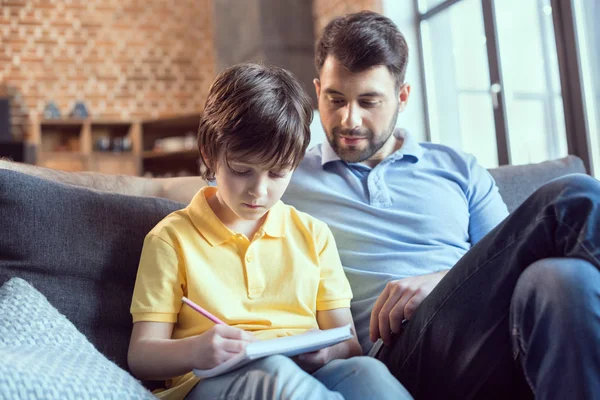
[360,101,378,108]
[329,98,344,105]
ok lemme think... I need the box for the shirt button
[246,255,254,262]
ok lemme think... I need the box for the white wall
[383,0,427,142]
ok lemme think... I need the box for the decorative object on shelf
[69,101,90,118]
[94,137,111,152]
[111,137,133,153]
[43,101,61,119]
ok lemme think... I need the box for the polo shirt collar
[321,128,423,167]
[187,186,285,246]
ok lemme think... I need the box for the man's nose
[341,103,362,130]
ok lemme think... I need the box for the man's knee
[537,173,599,200]
[514,258,600,319]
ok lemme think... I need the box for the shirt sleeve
[314,221,353,311]
[130,233,186,323]
[466,156,509,245]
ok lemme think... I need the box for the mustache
[332,127,371,137]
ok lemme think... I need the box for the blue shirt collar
[321,128,423,167]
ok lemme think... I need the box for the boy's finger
[219,326,256,342]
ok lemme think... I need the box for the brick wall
[312,0,382,38]
[0,0,215,140]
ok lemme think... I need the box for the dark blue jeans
[378,174,600,399]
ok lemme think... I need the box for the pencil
[182,296,228,325]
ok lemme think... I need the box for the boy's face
[213,154,294,222]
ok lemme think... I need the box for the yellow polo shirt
[130,186,352,400]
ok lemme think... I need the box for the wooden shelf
[31,114,201,176]
[40,119,86,127]
[142,149,198,160]
[141,113,200,129]
[38,151,85,158]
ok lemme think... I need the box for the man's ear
[398,83,411,112]
[313,78,321,99]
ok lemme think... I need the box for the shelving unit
[29,113,201,176]
[141,114,200,177]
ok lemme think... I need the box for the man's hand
[294,347,332,373]
[370,270,448,346]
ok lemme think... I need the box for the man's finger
[389,291,412,334]
[370,286,390,342]
[378,290,404,345]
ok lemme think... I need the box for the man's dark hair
[315,11,409,87]
[197,63,313,180]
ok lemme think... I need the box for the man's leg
[187,355,344,400]
[511,258,600,399]
[378,174,600,399]
[312,356,413,400]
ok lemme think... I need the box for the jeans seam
[555,215,600,267]
[512,328,535,391]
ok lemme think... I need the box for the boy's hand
[192,325,256,370]
[293,347,332,373]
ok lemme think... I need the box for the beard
[325,105,400,163]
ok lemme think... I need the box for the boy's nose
[248,179,268,198]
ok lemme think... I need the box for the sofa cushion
[488,155,586,213]
[0,170,185,377]
[0,277,155,400]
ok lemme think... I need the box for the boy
[127,63,411,400]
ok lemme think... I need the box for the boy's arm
[128,321,255,380]
[316,308,362,359]
[294,308,362,372]
[0,158,207,203]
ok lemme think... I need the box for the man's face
[315,56,410,164]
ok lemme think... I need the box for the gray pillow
[0,277,156,399]
[0,169,185,382]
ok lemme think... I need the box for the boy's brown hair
[197,63,313,180]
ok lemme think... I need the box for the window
[421,0,499,167]
[573,0,599,176]
[417,0,595,172]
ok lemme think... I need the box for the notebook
[193,324,354,378]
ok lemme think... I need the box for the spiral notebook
[193,324,353,378]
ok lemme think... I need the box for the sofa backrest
[488,155,586,213]
[0,170,185,380]
[0,155,586,382]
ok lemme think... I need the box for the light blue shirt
[282,130,509,353]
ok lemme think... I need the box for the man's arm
[0,158,207,204]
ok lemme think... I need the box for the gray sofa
[0,155,586,397]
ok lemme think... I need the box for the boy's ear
[313,78,321,99]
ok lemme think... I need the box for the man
[3,11,600,399]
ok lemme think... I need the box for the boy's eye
[269,171,287,179]
[230,168,251,176]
